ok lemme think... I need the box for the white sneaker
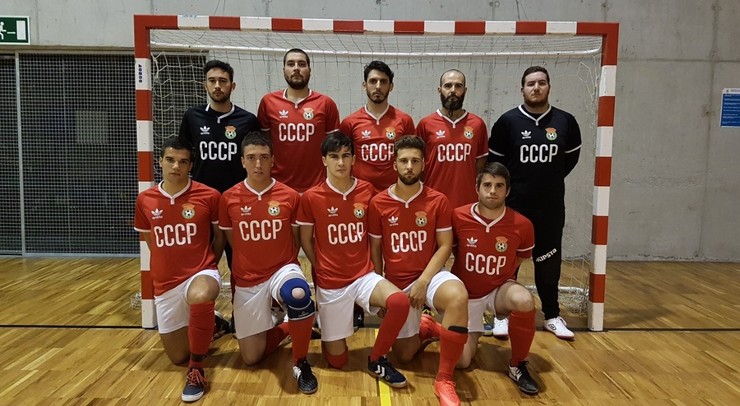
[544,316,575,340]
[492,317,509,340]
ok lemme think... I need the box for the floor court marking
[373,328,393,406]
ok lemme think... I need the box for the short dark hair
[363,60,394,83]
[521,66,550,87]
[476,162,510,189]
[394,135,424,157]
[161,138,194,161]
[203,59,234,82]
[321,132,353,156]
[241,131,273,155]
[283,48,311,66]
[439,69,466,86]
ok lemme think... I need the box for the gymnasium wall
[1,0,739,260]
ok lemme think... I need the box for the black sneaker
[368,356,407,388]
[293,358,318,394]
[353,305,365,331]
[212,311,231,341]
[508,360,539,395]
[181,367,207,402]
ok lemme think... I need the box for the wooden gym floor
[0,258,738,405]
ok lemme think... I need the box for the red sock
[263,322,290,359]
[188,302,215,369]
[437,327,467,381]
[509,309,536,366]
[288,315,315,363]
[370,292,410,362]
[322,342,348,369]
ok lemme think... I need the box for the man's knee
[280,278,315,320]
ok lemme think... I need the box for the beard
[209,90,230,103]
[524,96,548,110]
[367,89,388,104]
[285,73,309,90]
[399,172,421,186]
[441,93,464,111]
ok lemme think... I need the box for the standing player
[178,59,260,333]
[297,132,411,388]
[219,132,318,394]
[340,60,415,193]
[488,66,581,340]
[134,138,223,402]
[452,163,540,395]
[416,69,488,209]
[258,48,341,193]
[368,135,469,406]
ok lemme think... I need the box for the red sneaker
[434,379,461,406]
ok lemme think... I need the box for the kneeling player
[368,135,469,406]
[298,132,411,388]
[452,163,541,395]
[219,133,318,394]
[134,138,224,402]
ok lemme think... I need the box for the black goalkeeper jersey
[488,105,581,209]
[178,104,259,193]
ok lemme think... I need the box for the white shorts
[466,287,504,333]
[154,269,221,334]
[397,270,462,339]
[316,272,385,342]
[233,264,305,339]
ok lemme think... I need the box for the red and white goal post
[134,15,618,331]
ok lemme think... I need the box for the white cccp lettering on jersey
[154,223,197,247]
[436,143,471,162]
[278,123,315,142]
[361,143,394,162]
[238,219,283,241]
[199,141,238,161]
[519,144,558,163]
[390,230,427,253]
[327,222,364,244]
[465,252,506,275]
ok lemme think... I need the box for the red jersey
[296,178,375,289]
[451,204,534,299]
[416,110,489,208]
[219,179,300,287]
[257,90,340,193]
[368,184,452,290]
[134,180,220,296]
[340,105,415,193]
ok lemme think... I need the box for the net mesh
[149,29,602,313]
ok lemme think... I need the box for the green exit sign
[0,16,30,45]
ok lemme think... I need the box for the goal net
[135,16,618,331]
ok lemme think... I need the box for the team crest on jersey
[267,201,281,216]
[545,127,558,141]
[415,211,428,227]
[224,125,237,140]
[385,127,396,140]
[495,236,508,252]
[182,203,196,219]
[303,108,314,120]
[463,126,474,139]
[353,203,366,219]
